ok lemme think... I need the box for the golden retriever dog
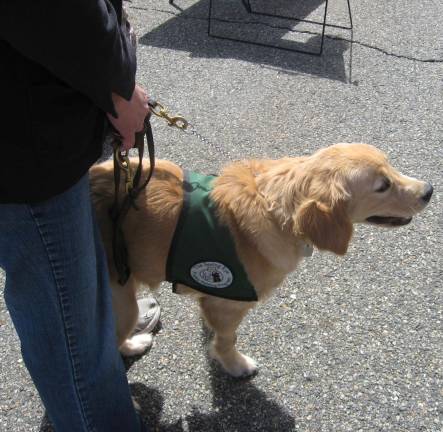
[89,143,433,377]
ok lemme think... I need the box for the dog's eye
[375,177,391,193]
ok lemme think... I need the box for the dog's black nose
[422,183,433,203]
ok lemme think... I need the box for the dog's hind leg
[111,276,153,356]
[199,296,257,378]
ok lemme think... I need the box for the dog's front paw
[210,347,258,378]
[119,333,153,357]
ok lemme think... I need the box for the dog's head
[290,143,432,255]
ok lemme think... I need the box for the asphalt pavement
[1,0,442,431]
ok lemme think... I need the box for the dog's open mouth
[366,216,412,226]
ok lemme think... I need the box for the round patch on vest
[190,262,233,288]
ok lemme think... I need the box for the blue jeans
[0,174,146,432]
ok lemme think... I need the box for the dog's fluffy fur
[90,143,431,377]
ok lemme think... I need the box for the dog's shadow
[131,325,296,431]
[40,325,295,431]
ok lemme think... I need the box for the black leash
[109,105,156,285]
[108,99,193,285]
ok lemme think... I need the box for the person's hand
[107,85,150,151]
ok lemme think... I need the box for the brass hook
[150,102,189,130]
[113,146,133,193]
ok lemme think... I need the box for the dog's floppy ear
[293,199,353,255]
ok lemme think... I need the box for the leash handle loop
[110,112,156,286]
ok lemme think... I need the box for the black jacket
[0,0,136,203]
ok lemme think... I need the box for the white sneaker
[133,296,161,335]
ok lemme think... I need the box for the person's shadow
[131,326,296,431]
[136,0,353,83]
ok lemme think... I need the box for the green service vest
[166,171,257,302]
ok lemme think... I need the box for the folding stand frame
[207,0,353,55]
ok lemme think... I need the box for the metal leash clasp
[150,101,189,130]
[112,144,133,193]
[148,98,231,159]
